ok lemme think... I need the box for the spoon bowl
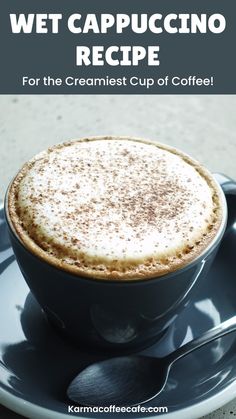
[67,356,170,407]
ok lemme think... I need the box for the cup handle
[213,173,236,232]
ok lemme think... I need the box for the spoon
[67,316,236,407]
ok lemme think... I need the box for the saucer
[1,198,236,419]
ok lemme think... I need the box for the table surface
[0,95,236,419]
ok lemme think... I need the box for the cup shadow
[1,292,108,408]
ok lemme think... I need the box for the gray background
[0,95,236,418]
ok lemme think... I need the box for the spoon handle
[166,316,236,365]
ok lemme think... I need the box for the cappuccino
[8,137,223,280]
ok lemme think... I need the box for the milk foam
[10,138,221,278]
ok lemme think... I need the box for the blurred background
[0,95,236,199]
[0,95,236,419]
